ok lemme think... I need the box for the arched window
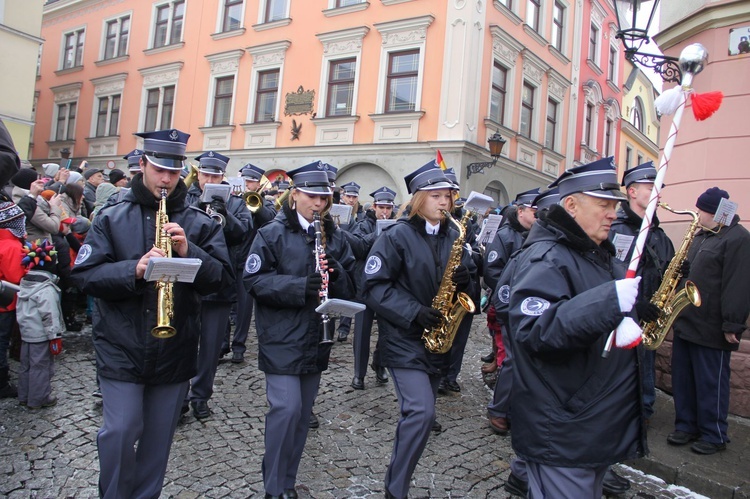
[630,97,644,133]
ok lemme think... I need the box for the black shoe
[219,347,230,357]
[437,379,448,395]
[384,488,397,499]
[667,430,700,445]
[283,489,298,499]
[191,400,211,419]
[92,389,102,399]
[309,413,319,429]
[0,382,18,399]
[431,420,442,433]
[351,377,365,390]
[231,351,244,363]
[337,330,349,342]
[445,380,461,392]
[602,469,630,495]
[481,351,495,363]
[181,401,190,415]
[690,440,726,455]
[372,364,388,384]
[504,472,528,497]
[264,494,282,499]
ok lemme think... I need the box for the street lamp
[613,0,682,83]
[466,132,506,178]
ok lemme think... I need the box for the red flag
[436,150,447,170]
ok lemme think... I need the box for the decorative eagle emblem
[291,119,302,141]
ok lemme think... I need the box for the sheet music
[376,219,398,235]
[713,198,737,226]
[144,257,202,283]
[226,176,244,195]
[329,204,353,226]
[612,233,635,262]
[464,191,495,214]
[477,214,503,246]
[200,183,232,203]
[316,298,365,318]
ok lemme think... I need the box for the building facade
[618,61,660,180]
[0,1,44,161]
[32,0,586,205]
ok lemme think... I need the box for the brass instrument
[242,174,271,213]
[274,189,291,211]
[204,204,226,226]
[152,188,177,339]
[422,210,476,354]
[641,203,702,350]
[183,163,199,188]
[313,211,335,345]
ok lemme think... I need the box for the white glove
[615,276,641,313]
[615,317,643,348]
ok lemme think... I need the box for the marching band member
[362,162,478,499]
[336,181,364,341]
[243,161,354,499]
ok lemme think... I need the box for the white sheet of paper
[477,214,503,246]
[316,298,365,318]
[144,257,202,283]
[464,191,495,214]
[713,198,738,226]
[376,219,398,235]
[200,183,232,203]
[612,233,635,262]
[226,176,244,194]
[329,204,352,225]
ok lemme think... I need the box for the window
[336,0,363,6]
[95,95,121,137]
[264,0,286,23]
[153,1,184,48]
[551,2,565,52]
[62,29,85,69]
[144,85,175,132]
[585,103,594,146]
[255,69,279,122]
[545,99,558,150]
[625,146,633,169]
[212,76,234,126]
[608,46,617,81]
[498,0,513,9]
[326,58,356,116]
[55,103,76,141]
[222,0,243,32]
[104,16,130,59]
[520,82,535,138]
[490,62,508,126]
[637,153,644,165]
[630,97,644,132]
[604,118,612,157]
[527,0,541,32]
[385,50,419,113]
[589,24,598,63]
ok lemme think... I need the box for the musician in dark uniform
[71,130,233,498]
[222,163,276,363]
[243,161,355,499]
[185,151,251,419]
[125,148,143,175]
[336,181,365,341]
[349,186,397,390]
[509,158,645,498]
[363,162,478,499]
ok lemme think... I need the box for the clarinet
[313,212,335,345]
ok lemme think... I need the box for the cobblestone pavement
[1,317,705,498]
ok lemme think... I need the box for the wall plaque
[284,86,315,116]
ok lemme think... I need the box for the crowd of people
[1,117,748,498]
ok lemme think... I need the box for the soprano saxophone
[422,210,476,354]
[152,188,177,338]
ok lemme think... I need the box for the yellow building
[0,1,44,160]
[618,61,660,180]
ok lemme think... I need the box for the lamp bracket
[625,50,682,84]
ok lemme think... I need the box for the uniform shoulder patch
[74,244,92,265]
[497,284,510,304]
[245,253,262,274]
[520,296,550,316]
[364,255,382,275]
[487,250,498,263]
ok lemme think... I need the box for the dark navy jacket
[509,205,645,468]
[363,215,479,375]
[346,209,396,299]
[483,210,527,292]
[71,178,234,385]
[243,203,355,374]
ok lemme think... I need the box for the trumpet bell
[243,191,263,213]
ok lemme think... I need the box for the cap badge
[169,130,179,141]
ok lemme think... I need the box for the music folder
[144,257,202,283]
[200,183,232,203]
[315,298,365,318]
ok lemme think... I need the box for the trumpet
[242,191,264,213]
[204,205,226,226]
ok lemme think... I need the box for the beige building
[0,1,44,160]
[618,61,659,180]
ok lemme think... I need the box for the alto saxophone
[641,203,702,349]
[422,210,476,354]
[152,188,177,339]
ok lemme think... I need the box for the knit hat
[66,171,83,184]
[43,163,60,177]
[11,168,38,190]
[108,169,127,185]
[696,187,729,214]
[0,201,26,238]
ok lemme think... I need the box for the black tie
[307,225,315,238]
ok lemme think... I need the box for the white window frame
[544,96,561,151]
[50,83,82,142]
[526,0,544,34]
[204,50,243,127]
[328,0,365,7]
[90,74,127,138]
[316,27,367,118]
[519,80,539,140]
[607,25,620,85]
[60,26,86,70]
[246,41,289,124]
[138,62,183,132]
[589,0,606,68]
[149,0,186,49]
[582,81,604,151]
[489,26,522,133]
[100,12,132,61]
[257,0,289,24]
[550,0,569,55]
[216,0,245,33]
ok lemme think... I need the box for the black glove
[305,273,323,297]
[326,257,340,282]
[210,195,228,217]
[635,300,661,322]
[679,259,690,278]
[452,265,470,290]
[415,306,443,329]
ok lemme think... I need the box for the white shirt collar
[425,220,440,235]
[297,212,312,232]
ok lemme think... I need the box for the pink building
[33,0,585,205]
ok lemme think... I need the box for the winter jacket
[243,203,356,375]
[347,209,396,298]
[0,229,26,312]
[509,205,645,468]
[363,215,479,375]
[674,215,750,351]
[12,186,62,243]
[71,175,234,385]
[483,210,526,292]
[16,270,64,343]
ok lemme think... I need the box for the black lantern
[467,132,506,178]
[613,0,682,83]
